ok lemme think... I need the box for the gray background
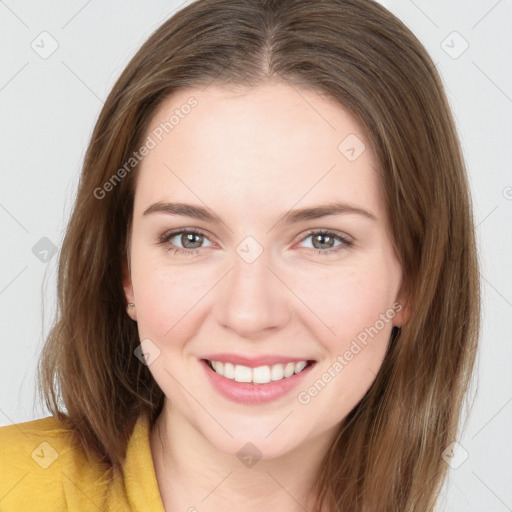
[1,1,511,510]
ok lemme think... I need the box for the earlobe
[394,283,410,328]
[122,258,137,321]
[393,302,408,328]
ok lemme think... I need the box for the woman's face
[124,81,407,458]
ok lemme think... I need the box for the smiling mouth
[202,358,316,385]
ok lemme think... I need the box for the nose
[215,247,291,339]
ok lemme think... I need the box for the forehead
[134,81,384,220]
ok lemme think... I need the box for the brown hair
[37,0,480,510]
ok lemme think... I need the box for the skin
[123,80,408,512]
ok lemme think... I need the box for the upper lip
[201,353,315,368]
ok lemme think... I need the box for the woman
[0,0,480,511]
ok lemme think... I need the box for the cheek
[130,263,214,399]
[289,258,399,405]
[292,260,400,415]
[292,260,398,344]
[132,263,209,342]
[299,264,401,404]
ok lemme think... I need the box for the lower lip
[200,359,316,405]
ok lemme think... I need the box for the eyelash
[156,228,353,257]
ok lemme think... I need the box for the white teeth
[234,364,252,383]
[211,360,224,376]
[283,362,295,378]
[208,359,310,384]
[253,365,271,384]
[224,362,235,379]
[295,361,307,373]
[270,364,284,381]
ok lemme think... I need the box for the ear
[122,257,137,321]
[393,281,410,328]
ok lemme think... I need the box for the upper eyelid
[162,227,214,243]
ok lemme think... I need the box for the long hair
[37,1,480,510]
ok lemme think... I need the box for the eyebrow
[143,201,377,224]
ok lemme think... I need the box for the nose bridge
[216,237,290,336]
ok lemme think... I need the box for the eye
[296,229,353,255]
[157,228,213,256]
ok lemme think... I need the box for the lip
[200,358,316,405]
[201,353,315,368]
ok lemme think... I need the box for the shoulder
[0,416,111,512]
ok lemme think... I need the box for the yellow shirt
[0,414,165,512]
